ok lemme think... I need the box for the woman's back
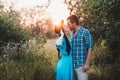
[56,37,74,80]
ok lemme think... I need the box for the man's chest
[71,33,86,46]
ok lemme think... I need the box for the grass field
[43,39,58,68]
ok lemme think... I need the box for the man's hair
[67,15,79,25]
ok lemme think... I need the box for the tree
[64,0,120,79]
[0,4,30,45]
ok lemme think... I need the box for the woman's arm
[55,30,64,46]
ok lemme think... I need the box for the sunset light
[46,0,70,25]
[3,0,70,25]
[3,0,69,25]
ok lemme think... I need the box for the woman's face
[63,25,71,36]
[63,25,70,32]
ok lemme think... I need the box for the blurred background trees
[64,0,120,80]
[0,1,56,80]
[0,3,30,46]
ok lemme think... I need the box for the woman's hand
[60,30,64,36]
[56,30,64,46]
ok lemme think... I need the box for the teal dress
[55,37,74,80]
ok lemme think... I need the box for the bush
[0,36,55,80]
[0,9,30,46]
[88,40,120,80]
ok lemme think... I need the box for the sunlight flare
[46,0,69,25]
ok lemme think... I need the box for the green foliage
[0,36,55,80]
[65,0,120,80]
[0,9,30,45]
[64,0,120,44]
[92,40,110,65]
[88,63,120,80]
[81,0,120,63]
[88,40,120,80]
[0,3,56,80]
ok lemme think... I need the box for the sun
[46,0,70,25]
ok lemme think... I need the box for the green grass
[43,39,58,70]
[0,38,57,80]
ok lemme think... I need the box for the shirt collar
[71,26,83,37]
[77,26,83,34]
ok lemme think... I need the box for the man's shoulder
[81,27,90,33]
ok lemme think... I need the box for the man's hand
[83,63,89,72]
[83,50,92,72]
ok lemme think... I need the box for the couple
[55,15,94,80]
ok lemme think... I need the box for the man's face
[67,19,74,31]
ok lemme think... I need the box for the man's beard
[70,27,74,31]
[70,28,75,33]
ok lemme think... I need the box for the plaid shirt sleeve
[84,29,94,51]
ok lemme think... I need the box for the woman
[55,23,74,80]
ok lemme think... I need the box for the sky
[2,0,50,9]
[2,0,70,25]
[15,0,49,9]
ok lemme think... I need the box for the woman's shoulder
[68,38,72,42]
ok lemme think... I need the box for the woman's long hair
[62,28,71,55]
[57,28,71,59]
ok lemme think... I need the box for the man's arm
[83,50,92,71]
[83,30,94,71]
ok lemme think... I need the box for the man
[67,15,94,80]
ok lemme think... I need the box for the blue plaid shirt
[71,26,93,69]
